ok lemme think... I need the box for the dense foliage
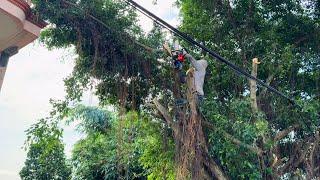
[20,0,320,179]
[65,106,175,180]
[32,0,169,109]
[20,119,71,180]
[179,0,320,178]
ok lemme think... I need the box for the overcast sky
[0,1,179,179]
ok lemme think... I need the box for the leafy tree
[179,0,320,179]
[63,104,176,180]
[136,115,175,180]
[20,119,71,180]
[71,133,119,179]
[28,0,320,179]
[66,106,147,179]
[32,0,166,109]
[67,105,113,134]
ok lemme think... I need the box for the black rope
[125,0,299,107]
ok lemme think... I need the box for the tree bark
[176,69,228,180]
[153,67,228,179]
[250,58,260,114]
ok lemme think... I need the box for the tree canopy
[20,119,71,180]
[20,0,320,179]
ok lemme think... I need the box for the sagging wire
[125,0,320,122]
[58,0,318,120]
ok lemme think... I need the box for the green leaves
[68,108,173,179]
[135,117,175,180]
[71,133,118,179]
[31,0,168,109]
[20,119,71,180]
[27,0,320,178]
[66,105,114,134]
[179,0,320,178]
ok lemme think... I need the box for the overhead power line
[125,0,299,107]
[61,0,301,108]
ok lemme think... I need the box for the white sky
[0,1,179,179]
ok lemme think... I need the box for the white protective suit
[184,54,208,96]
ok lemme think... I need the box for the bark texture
[250,58,259,114]
[154,68,228,180]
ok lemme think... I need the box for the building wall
[0,51,8,91]
[0,0,45,92]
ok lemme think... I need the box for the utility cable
[59,0,320,120]
[125,0,299,107]
[126,0,320,123]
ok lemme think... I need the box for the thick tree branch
[202,121,263,157]
[204,156,229,180]
[308,131,320,176]
[278,136,314,176]
[273,124,300,142]
[294,36,308,46]
[153,99,176,130]
[250,58,260,114]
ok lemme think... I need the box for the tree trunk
[175,68,228,180]
[249,58,276,180]
[250,58,259,114]
[154,68,228,179]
